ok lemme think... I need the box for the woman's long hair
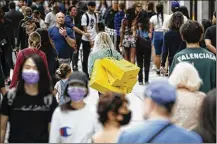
[92,32,115,52]
[97,0,108,11]
[156,3,164,24]
[16,54,51,97]
[36,28,54,54]
[168,11,184,31]
[196,89,216,143]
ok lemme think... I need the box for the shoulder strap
[147,123,171,143]
[60,80,67,98]
[85,13,89,27]
[94,13,97,21]
[7,88,17,106]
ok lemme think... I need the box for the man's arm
[59,27,76,48]
[205,39,216,54]
[204,28,216,54]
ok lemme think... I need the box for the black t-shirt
[205,25,216,48]
[0,92,57,143]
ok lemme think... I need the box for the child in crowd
[53,63,72,104]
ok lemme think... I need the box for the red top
[9,48,51,88]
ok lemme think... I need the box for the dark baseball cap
[67,71,89,86]
[171,1,180,9]
[144,80,177,106]
[88,1,96,6]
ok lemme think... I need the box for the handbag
[137,30,151,47]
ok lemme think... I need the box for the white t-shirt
[81,12,99,41]
[49,105,102,143]
[45,12,56,29]
[150,14,169,31]
[162,14,188,31]
[39,19,47,29]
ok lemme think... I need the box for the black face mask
[118,111,132,126]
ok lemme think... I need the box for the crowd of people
[0,0,216,143]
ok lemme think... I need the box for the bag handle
[146,122,171,143]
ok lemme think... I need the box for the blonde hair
[24,7,32,17]
[168,62,202,92]
[28,31,41,48]
[92,32,115,52]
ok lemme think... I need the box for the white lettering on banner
[177,53,216,62]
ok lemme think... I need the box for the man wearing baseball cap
[118,80,202,143]
[162,1,188,31]
[81,1,99,77]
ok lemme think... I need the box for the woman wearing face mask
[10,31,51,89]
[0,54,57,143]
[92,92,131,143]
[49,71,102,143]
[16,7,40,50]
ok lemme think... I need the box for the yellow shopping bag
[101,58,140,80]
[89,59,129,94]
[107,70,137,87]
[119,86,134,94]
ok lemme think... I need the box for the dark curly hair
[97,92,128,125]
[169,11,184,31]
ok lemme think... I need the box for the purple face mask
[67,86,87,102]
[22,69,39,84]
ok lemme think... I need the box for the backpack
[85,12,97,27]
[21,19,37,36]
[7,88,53,107]
[59,80,68,105]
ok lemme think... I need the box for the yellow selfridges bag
[107,70,137,87]
[101,58,140,80]
[89,59,130,94]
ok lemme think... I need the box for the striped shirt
[88,48,123,76]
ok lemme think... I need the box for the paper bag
[107,70,137,87]
[101,58,140,80]
[89,59,128,94]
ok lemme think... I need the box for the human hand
[84,33,90,38]
[59,27,67,37]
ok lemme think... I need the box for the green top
[170,47,216,93]
[88,48,123,76]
